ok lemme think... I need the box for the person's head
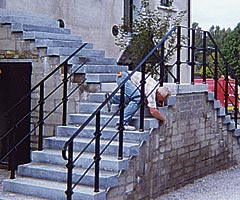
[156,86,171,104]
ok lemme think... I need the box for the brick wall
[107,91,239,200]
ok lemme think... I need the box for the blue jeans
[111,71,140,124]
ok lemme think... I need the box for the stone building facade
[0,0,189,59]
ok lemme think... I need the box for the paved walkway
[1,165,240,199]
[0,167,46,200]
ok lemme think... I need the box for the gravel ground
[1,165,240,199]
[158,165,240,200]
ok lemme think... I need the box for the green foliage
[221,23,240,80]
[193,23,235,79]
[115,0,186,73]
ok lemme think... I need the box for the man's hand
[149,107,166,124]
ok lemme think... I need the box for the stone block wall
[107,91,239,200]
[0,25,82,149]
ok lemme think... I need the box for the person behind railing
[105,71,171,131]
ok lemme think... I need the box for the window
[161,0,170,7]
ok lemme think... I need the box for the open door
[0,62,32,170]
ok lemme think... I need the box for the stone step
[23,31,82,41]
[18,162,118,188]
[35,39,93,48]
[57,126,149,143]
[3,177,106,200]
[0,15,58,28]
[11,23,71,34]
[43,136,139,157]
[78,101,152,116]
[47,47,105,57]
[73,64,128,73]
[61,56,116,65]
[85,73,116,83]
[32,149,129,172]
[100,83,118,92]
[68,113,160,130]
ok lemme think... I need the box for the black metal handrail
[62,26,179,199]
[187,26,240,127]
[62,26,240,200]
[0,43,88,178]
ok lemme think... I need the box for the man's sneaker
[115,123,136,131]
[124,124,136,131]
[105,93,112,112]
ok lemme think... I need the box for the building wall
[1,0,189,59]
[0,24,81,149]
[107,90,240,199]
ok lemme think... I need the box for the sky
[192,0,240,30]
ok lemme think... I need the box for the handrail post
[160,42,165,86]
[234,75,238,128]
[176,26,181,83]
[190,28,195,84]
[202,31,207,83]
[214,46,218,100]
[38,82,44,151]
[139,64,146,131]
[118,85,125,160]
[62,63,68,126]
[94,111,101,192]
[224,61,230,116]
[65,142,74,200]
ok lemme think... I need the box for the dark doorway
[0,62,32,170]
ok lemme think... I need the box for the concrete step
[23,31,82,41]
[85,73,116,83]
[100,82,118,92]
[35,39,93,48]
[61,56,116,65]
[43,136,139,157]
[18,162,118,188]
[73,65,128,73]
[78,101,152,116]
[57,126,149,143]
[3,177,106,200]
[11,23,71,34]
[68,113,160,130]
[47,47,105,57]
[0,15,58,28]
[32,149,129,172]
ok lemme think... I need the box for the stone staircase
[2,74,157,199]
[1,8,240,200]
[0,8,158,199]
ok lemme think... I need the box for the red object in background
[194,78,238,109]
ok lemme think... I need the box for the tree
[193,23,233,78]
[115,0,186,74]
[222,23,240,80]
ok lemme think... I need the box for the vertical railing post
[224,61,230,115]
[234,75,238,128]
[214,46,218,100]
[94,111,101,192]
[118,84,125,159]
[191,28,195,84]
[139,64,146,131]
[202,31,207,83]
[38,82,44,151]
[62,62,68,126]
[176,26,181,83]
[160,42,165,86]
[65,142,74,200]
